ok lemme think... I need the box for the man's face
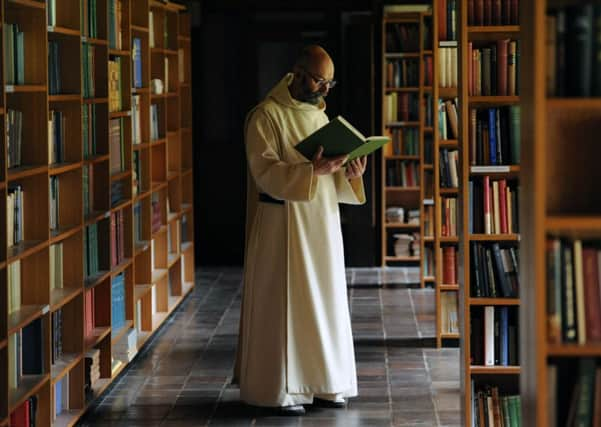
[297,66,336,105]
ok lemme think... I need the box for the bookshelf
[433,0,459,348]
[381,6,435,289]
[458,0,522,425]
[3,0,195,425]
[520,2,601,426]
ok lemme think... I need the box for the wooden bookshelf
[1,0,195,425]
[458,0,522,425]
[432,0,459,349]
[381,7,434,290]
[520,1,601,426]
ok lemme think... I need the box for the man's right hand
[312,146,348,176]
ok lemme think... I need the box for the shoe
[312,397,346,408]
[278,405,306,416]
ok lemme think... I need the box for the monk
[236,45,367,416]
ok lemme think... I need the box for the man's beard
[299,88,323,105]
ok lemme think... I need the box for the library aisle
[76,268,460,426]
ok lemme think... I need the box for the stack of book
[7,185,24,246]
[48,40,61,94]
[113,329,138,362]
[7,109,23,168]
[85,349,100,393]
[10,396,38,427]
[48,110,65,164]
[4,23,25,84]
[51,308,63,364]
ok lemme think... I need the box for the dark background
[185,0,427,268]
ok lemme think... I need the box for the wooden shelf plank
[109,110,131,119]
[385,121,420,127]
[83,97,109,104]
[181,242,193,253]
[385,155,420,160]
[386,186,420,192]
[440,188,459,195]
[131,24,149,33]
[84,270,111,289]
[50,287,82,312]
[384,52,420,58]
[9,374,50,413]
[50,224,82,244]
[8,164,48,181]
[8,304,49,335]
[49,161,82,176]
[469,297,520,306]
[132,87,151,94]
[152,269,168,284]
[470,365,521,375]
[5,84,46,93]
[440,284,459,291]
[168,253,180,268]
[48,26,80,37]
[85,210,110,227]
[111,320,134,345]
[546,216,601,234]
[385,222,420,229]
[384,256,420,262]
[439,139,458,148]
[85,153,110,164]
[109,49,130,56]
[84,326,111,350]
[49,94,81,102]
[135,241,150,256]
[110,169,131,182]
[53,409,85,427]
[133,141,152,151]
[439,236,460,243]
[546,98,601,109]
[152,224,167,238]
[468,25,520,33]
[111,258,133,277]
[547,344,601,357]
[385,87,420,92]
[111,198,132,212]
[182,281,194,296]
[469,233,520,241]
[134,284,152,301]
[469,96,520,105]
[81,37,108,46]
[439,87,458,98]
[423,276,436,282]
[440,333,460,339]
[7,240,47,263]
[51,353,83,382]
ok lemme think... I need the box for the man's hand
[312,146,348,175]
[345,156,367,179]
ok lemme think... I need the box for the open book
[294,116,390,162]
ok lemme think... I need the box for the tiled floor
[78,268,460,427]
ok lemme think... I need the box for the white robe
[237,73,366,407]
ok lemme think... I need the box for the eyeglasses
[302,67,337,89]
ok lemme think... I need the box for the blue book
[133,38,142,88]
[488,108,497,165]
[55,379,63,416]
[499,306,509,366]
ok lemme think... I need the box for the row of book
[469,106,520,166]
[149,11,170,50]
[50,243,64,290]
[546,5,601,97]
[440,291,459,334]
[134,201,143,243]
[547,238,601,345]
[8,260,21,315]
[471,242,519,298]
[108,0,123,50]
[110,118,126,174]
[8,109,23,168]
[384,92,419,124]
[386,58,419,88]
[423,246,435,277]
[132,94,143,144]
[85,288,96,338]
[10,396,38,427]
[468,40,519,96]
[84,223,101,279]
[48,40,61,95]
[49,110,66,165]
[54,374,70,421]
[8,185,24,247]
[548,358,601,427]
[83,43,96,98]
[468,177,519,234]
[471,306,519,366]
[9,318,45,390]
[112,180,127,208]
[50,176,60,231]
[385,23,420,53]
[438,98,459,140]
[51,308,64,366]
[111,273,126,332]
[111,210,126,267]
[83,165,92,215]
[83,104,98,158]
[132,38,143,88]
[150,104,161,140]
[437,0,457,42]
[471,385,522,427]
[467,0,519,26]
[133,151,142,196]
[114,328,137,362]
[442,246,457,284]
[439,45,458,88]
[82,0,99,38]
[423,204,434,237]
[385,160,420,187]
[384,127,419,156]
[4,23,25,85]
[152,193,162,233]
[440,196,458,237]
[109,57,123,112]
[439,148,459,188]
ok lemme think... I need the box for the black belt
[259,193,284,205]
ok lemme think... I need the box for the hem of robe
[241,387,358,407]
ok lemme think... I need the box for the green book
[295,116,390,162]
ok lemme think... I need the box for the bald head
[294,45,334,81]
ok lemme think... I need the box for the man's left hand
[345,156,367,179]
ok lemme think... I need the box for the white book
[149,12,154,48]
[484,306,495,366]
[151,285,157,315]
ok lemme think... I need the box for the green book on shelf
[294,115,390,162]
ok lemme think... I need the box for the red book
[493,0,502,25]
[498,179,508,233]
[438,0,447,41]
[582,248,601,341]
[502,0,511,25]
[10,400,29,427]
[85,289,94,336]
[468,0,474,25]
[497,39,509,96]
[484,0,492,25]
[468,42,473,96]
[475,0,484,25]
[443,246,457,284]
[510,0,518,24]
[483,176,491,234]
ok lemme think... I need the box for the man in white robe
[236,45,367,415]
